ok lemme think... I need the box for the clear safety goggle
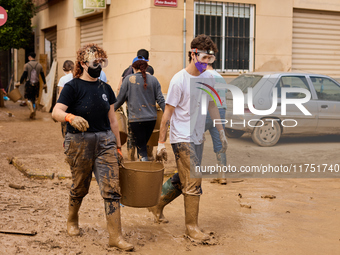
[87,58,108,68]
[192,49,216,64]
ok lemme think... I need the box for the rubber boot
[184,195,210,241]
[214,151,227,185]
[26,100,35,119]
[67,197,82,236]
[147,145,154,161]
[32,102,37,119]
[148,177,182,223]
[104,199,134,251]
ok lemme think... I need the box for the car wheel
[225,128,245,138]
[251,119,281,146]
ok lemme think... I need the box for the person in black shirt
[52,43,133,251]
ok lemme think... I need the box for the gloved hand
[65,113,89,132]
[156,142,167,162]
[43,84,48,93]
[117,147,124,164]
[219,129,228,153]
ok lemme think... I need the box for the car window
[275,76,310,98]
[229,74,263,92]
[310,76,340,101]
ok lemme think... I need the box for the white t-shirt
[57,73,73,88]
[166,69,214,145]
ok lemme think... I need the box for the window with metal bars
[194,1,255,72]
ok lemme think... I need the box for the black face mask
[87,65,102,78]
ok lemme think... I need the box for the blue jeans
[205,108,226,153]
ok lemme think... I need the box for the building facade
[14,0,340,93]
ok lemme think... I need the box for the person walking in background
[57,60,74,97]
[18,52,47,119]
[51,43,133,251]
[117,49,155,161]
[114,55,165,161]
[99,70,107,82]
[149,35,228,241]
[57,60,74,138]
[205,63,228,185]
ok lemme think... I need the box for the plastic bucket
[115,111,127,146]
[7,88,22,103]
[119,161,164,207]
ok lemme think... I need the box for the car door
[274,75,318,133]
[309,76,340,133]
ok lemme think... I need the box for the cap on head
[137,49,149,60]
[132,55,149,64]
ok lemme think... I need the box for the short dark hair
[188,34,218,63]
[28,52,36,59]
[63,60,74,72]
[137,49,149,60]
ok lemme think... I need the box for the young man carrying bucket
[149,35,228,241]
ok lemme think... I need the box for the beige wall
[150,0,191,91]
[30,0,340,92]
[104,0,151,90]
[32,0,78,80]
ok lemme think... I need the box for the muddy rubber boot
[67,197,82,236]
[104,199,134,251]
[26,100,35,119]
[216,151,227,185]
[184,195,210,241]
[148,177,182,223]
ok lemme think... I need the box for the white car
[224,72,340,146]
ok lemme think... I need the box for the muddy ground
[1,101,340,255]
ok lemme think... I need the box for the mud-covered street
[1,102,340,255]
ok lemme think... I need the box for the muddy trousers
[170,142,203,196]
[24,81,39,105]
[64,130,121,200]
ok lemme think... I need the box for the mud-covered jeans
[24,81,39,104]
[170,142,203,196]
[64,130,120,200]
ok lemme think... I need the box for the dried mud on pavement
[1,102,340,255]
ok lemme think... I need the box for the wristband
[65,113,75,122]
[158,141,165,144]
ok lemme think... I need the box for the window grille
[194,1,255,72]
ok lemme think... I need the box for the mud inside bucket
[119,162,164,208]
